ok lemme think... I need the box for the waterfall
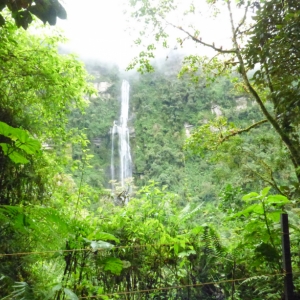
[111,80,132,188]
[110,121,117,183]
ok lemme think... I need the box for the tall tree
[0,19,95,205]
[0,17,94,298]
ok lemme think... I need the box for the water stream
[111,80,132,188]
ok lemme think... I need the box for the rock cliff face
[92,81,113,99]
[211,105,222,116]
[184,123,194,137]
[235,97,247,111]
[94,82,113,92]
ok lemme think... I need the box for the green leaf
[174,243,179,255]
[244,220,264,234]
[231,204,263,218]
[0,121,41,163]
[260,187,271,197]
[103,257,124,275]
[63,288,79,300]
[265,195,290,206]
[242,192,259,201]
[0,122,12,137]
[255,243,279,263]
[52,284,62,292]
[191,226,204,235]
[0,122,28,142]
[268,210,282,222]
[0,143,29,164]
[18,138,41,155]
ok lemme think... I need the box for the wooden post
[281,213,294,300]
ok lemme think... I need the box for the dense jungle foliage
[1,0,300,299]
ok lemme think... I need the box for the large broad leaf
[0,121,13,138]
[18,138,41,155]
[0,143,29,164]
[244,220,264,234]
[0,121,41,163]
[255,242,280,263]
[103,257,124,275]
[242,192,259,201]
[0,121,41,151]
[0,121,27,142]
[268,210,282,222]
[231,204,264,218]
[51,284,62,292]
[63,288,79,300]
[15,10,33,29]
[265,195,290,206]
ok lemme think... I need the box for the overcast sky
[57,0,138,68]
[57,0,240,69]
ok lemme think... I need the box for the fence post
[281,213,294,300]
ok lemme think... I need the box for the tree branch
[165,21,237,54]
[247,166,285,196]
[234,3,250,37]
[220,119,268,143]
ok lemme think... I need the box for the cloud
[57,0,137,68]
[57,0,241,69]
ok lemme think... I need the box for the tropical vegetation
[0,0,300,299]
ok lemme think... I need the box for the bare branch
[165,21,237,54]
[234,3,250,37]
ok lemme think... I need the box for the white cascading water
[110,121,117,185]
[111,80,132,188]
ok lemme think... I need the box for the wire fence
[0,229,296,258]
[1,239,297,299]
[79,272,294,299]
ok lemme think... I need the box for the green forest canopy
[0,1,300,299]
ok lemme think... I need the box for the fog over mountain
[57,0,235,69]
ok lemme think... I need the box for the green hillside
[1,2,300,298]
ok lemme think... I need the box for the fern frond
[240,274,270,285]
[202,225,226,258]
[1,281,34,300]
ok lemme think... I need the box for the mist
[57,0,241,72]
